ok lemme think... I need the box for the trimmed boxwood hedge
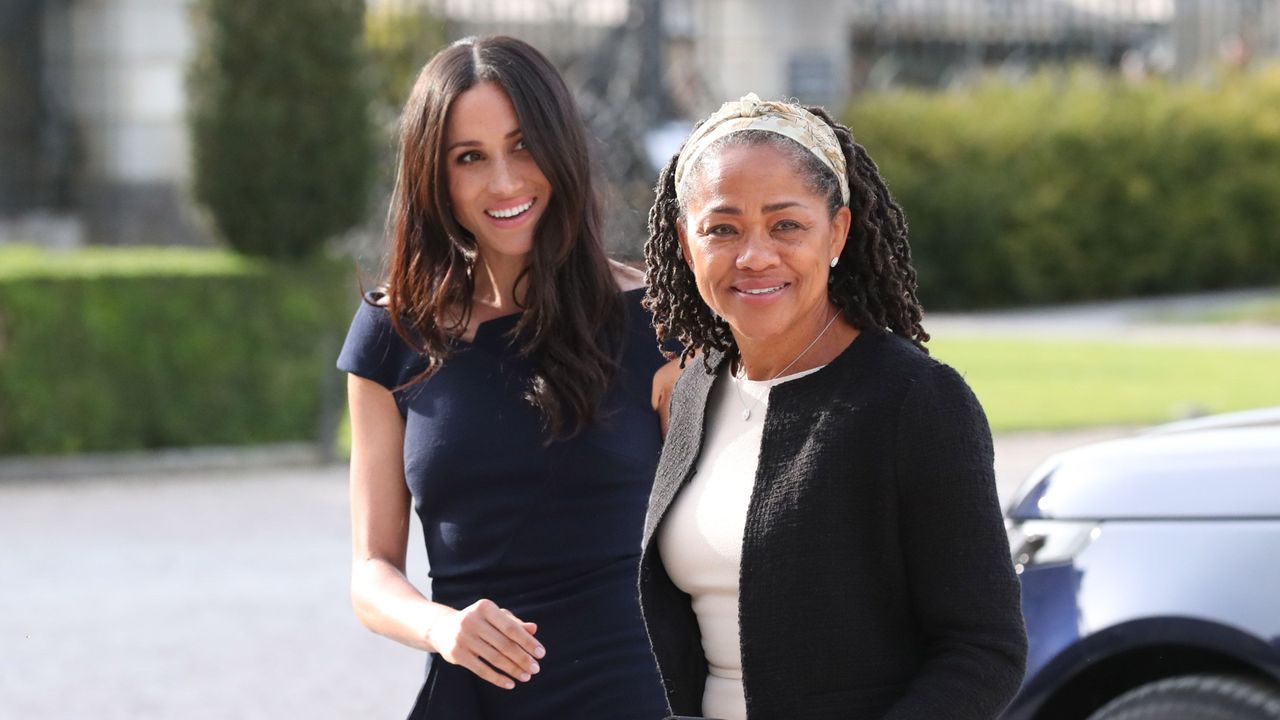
[0,246,356,456]
[846,67,1280,309]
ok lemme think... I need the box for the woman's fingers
[469,627,535,681]
[497,607,546,658]
[457,649,518,690]
[442,599,545,689]
[478,607,543,675]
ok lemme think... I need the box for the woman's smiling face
[444,81,552,262]
[678,140,851,346]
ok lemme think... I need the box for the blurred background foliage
[364,3,447,119]
[4,1,1280,457]
[848,65,1280,309]
[0,246,351,455]
[188,0,376,260]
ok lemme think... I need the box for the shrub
[364,3,447,117]
[0,246,354,456]
[188,0,375,259]
[846,66,1280,309]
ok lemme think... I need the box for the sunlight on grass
[931,337,1280,432]
[0,244,257,280]
[332,337,1280,455]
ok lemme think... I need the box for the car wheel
[1086,674,1280,720]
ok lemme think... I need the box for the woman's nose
[736,229,780,270]
[488,156,521,196]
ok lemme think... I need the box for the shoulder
[669,350,720,411]
[855,330,964,391]
[609,259,647,291]
[878,338,986,440]
[337,289,421,391]
[343,289,400,342]
[347,289,394,333]
[823,330,980,425]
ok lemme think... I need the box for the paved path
[0,465,425,720]
[926,287,1280,347]
[0,425,1129,719]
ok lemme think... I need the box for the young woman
[337,36,670,719]
[640,94,1027,720]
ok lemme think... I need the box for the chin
[481,233,536,259]
[723,315,791,343]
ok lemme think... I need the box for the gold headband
[673,93,850,205]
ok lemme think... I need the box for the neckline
[733,362,826,387]
[707,326,874,392]
[453,286,646,347]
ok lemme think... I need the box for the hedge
[0,246,356,456]
[845,66,1280,309]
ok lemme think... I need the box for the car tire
[1086,674,1280,720]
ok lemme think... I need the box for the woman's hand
[427,598,545,689]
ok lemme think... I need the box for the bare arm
[610,259,647,291]
[347,374,545,689]
[651,358,683,438]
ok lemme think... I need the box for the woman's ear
[830,205,852,260]
[676,220,693,266]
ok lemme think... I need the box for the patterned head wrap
[673,93,850,206]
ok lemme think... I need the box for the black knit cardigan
[638,329,1027,720]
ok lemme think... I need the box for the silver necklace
[731,311,840,421]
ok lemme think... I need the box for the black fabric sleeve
[625,287,683,372]
[884,362,1028,720]
[335,294,416,391]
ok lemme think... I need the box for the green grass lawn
[931,337,1280,432]
[0,244,257,280]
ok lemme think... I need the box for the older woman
[640,94,1027,720]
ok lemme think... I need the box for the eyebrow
[446,128,522,153]
[706,200,805,215]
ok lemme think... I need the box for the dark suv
[1001,408,1280,720]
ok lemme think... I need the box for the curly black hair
[643,104,928,370]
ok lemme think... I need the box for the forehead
[445,81,518,143]
[683,142,821,212]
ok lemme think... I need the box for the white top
[656,363,825,720]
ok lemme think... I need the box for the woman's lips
[731,282,791,301]
[483,198,536,227]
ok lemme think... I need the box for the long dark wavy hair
[378,35,623,439]
[644,105,928,369]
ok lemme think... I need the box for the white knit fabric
[657,364,824,720]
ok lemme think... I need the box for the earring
[830,256,839,268]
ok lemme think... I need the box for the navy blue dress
[337,288,670,720]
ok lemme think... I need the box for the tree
[189,0,373,259]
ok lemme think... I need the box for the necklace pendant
[742,408,752,421]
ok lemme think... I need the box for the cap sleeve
[623,287,683,375]
[336,294,420,391]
